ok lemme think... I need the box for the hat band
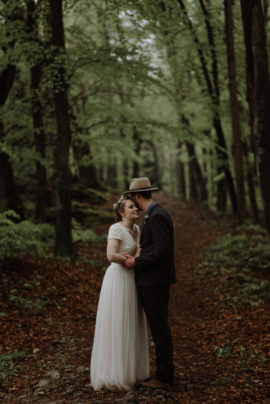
[123,186,159,194]
[130,186,154,191]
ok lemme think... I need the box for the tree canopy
[1,0,270,254]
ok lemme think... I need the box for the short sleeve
[108,224,123,240]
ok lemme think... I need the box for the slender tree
[48,0,73,255]
[224,0,246,219]
[178,0,237,213]
[26,0,48,222]
[240,0,270,234]
[0,1,24,218]
[158,1,207,202]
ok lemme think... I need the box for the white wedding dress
[90,222,149,391]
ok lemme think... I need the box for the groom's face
[133,193,143,211]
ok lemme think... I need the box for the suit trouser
[137,286,174,384]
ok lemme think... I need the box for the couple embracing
[90,177,177,391]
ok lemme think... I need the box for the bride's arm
[133,226,141,258]
[107,238,129,263]
[134,244,141,258]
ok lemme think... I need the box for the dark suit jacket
[135,203,177,287]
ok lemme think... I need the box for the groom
[124,177,176,390]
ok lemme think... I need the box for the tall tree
[0,0,24,218]
[26,0,48,222]
[240,0,270,234]
[179,0,237,213]
[224,0,246,219]
[158,1,207,202]
[48,0,73,255]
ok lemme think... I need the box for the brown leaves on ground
[0,196,269,403]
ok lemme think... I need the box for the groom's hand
[124,256,135,268]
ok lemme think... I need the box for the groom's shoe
[140,377,171,391]
[135,377,151,388]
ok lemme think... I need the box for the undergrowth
[0,211,54,264]
[0,352,26,384]
[195,225,270,306]
[72,219,107,244]
[0,211,106,265]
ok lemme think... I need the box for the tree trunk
[0,125,24,219]
[178,160,186,198]
[106,162,118,189]
[133,125,141,178]
[240,0,270,234]
[123,160,130,190]
[79,162,101,189]
[152,145,163,189]
[180,116,207,202]
[177,142,186,198]
[224,0,246,219]
[263,0,269,22]
[158,2,208,202]
[178,0,237,213]
[32,63,48,222]
[72,140,102,189]
[0,61,24,218]
[49,0,73,256]
[185,141,208,202]
[188,160,197,200]
[243,141,259,221]
[26,0,47,222]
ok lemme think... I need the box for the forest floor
[0,195,269,403]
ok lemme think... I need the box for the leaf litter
[0,195,269,403]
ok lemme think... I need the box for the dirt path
[1,196,269,403]
[164,196,269,403]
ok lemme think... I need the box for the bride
[90,195,149,391]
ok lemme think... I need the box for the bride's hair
[113,194,132,222]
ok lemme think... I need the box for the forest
[1,0,270,403]
[0,0,270,256]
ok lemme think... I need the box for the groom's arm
[135,213,171,271]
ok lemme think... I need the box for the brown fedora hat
[123,177,159,194]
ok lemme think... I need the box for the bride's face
[121,199,139,220]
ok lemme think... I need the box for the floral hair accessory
[113,195,124,211]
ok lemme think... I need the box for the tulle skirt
[90,263,149,391]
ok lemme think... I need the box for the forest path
[159,196,227,400]
[1,196,268,403]
[159,195,268,403]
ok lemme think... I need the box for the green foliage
[72,202,114,227]
[195,229,270,305]
[72,219,107,243]
[0,0,266,241]
[9,293,48,314]
[0,351,26,384]
[71,185,107,205]
[239,345,268,372]
[215,340,233,358]
[0,211,54,263]
[214,340,268,376]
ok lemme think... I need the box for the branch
[177,0,214,100]
[198,0,220,102]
